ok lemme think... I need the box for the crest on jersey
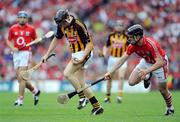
[26,31,30,36]
[15,32,18,35]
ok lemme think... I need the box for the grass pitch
[0,91,179,122]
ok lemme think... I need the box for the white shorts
[135,55,168,83]
[107,56,127,72]
[72,50,93,68]
[13,51,31,69]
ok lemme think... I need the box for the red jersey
[8,23,37,50]
[127,36,166,64]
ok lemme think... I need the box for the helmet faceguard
[54,9,69,26]
[127,24,143,45]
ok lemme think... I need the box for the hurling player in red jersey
[6,11,40,106]
[104,24,174,116]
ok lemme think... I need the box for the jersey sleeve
[126,45,134,55]
[148,41,161,59]
[76,20,91,43]
[55,26,64,39]
[148,39,160,58]
[8,27,13,41]
[106,35,111,47]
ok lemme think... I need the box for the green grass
[0,91,179,122]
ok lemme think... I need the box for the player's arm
[145,55,164,74]
[44,37,58,56]
[110,52,129,74]
[102,35,111,57]
[139,42,164,79]
[76,21,93,61]
[98,37,111,58]
[83,36,94,59]
[6,28,18,52]
[102,46,111,57]
[42,27,63,62]
[105,53,129,79]
[6,39,18,52]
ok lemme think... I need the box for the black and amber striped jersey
[106,31,128,57]
[55,16,93,53]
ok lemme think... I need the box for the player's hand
[72,57,84,65]
[138,69,148,80]
[104,72,112,80]
[12,47,18,52]
[42,54,49,63]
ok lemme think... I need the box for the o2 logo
[16,37,26,46]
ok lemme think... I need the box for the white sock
[168,106,174,110]
[18,96,24,104]
[32,88,38,94]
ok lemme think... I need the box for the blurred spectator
[0,0,179,88]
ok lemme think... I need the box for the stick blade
[45,31,54,38]
[57,94,69,104]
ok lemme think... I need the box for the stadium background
[0,0,180,92]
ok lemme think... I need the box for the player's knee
[159,87,167,94]
[128,80,135,86]
[128,82,135,86]
[63,70,71,80]
[158,82,168,94]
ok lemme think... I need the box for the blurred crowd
[0,0,180,84]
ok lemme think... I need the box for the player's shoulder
[108,32,116,37]
[144,36,156,42]
[75,19,87,29]
[26,23,35,29]
[9,24,19,29]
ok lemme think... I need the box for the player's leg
[17,66,40,105]
[117,64,126,103]
[13,52,26,106]
[25,80,41,106]
[64,61,90,109]
[158,81,174,116]
[75,68,103,115]
[128,68,142,86]
[64,61,103,114]
[14,51,40,106]
[64,61,82,89]
[14,68,26,106]
[154,56,174,115]
[73,51,103,115]
[104,75,113,103]
[128,59,147,86]
[104,56,115,103]
[74,68,88,109]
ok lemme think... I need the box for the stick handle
[67,91,78,99]
[26,38,42,47]
[77,77,105,93]
[30,53,55,71]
